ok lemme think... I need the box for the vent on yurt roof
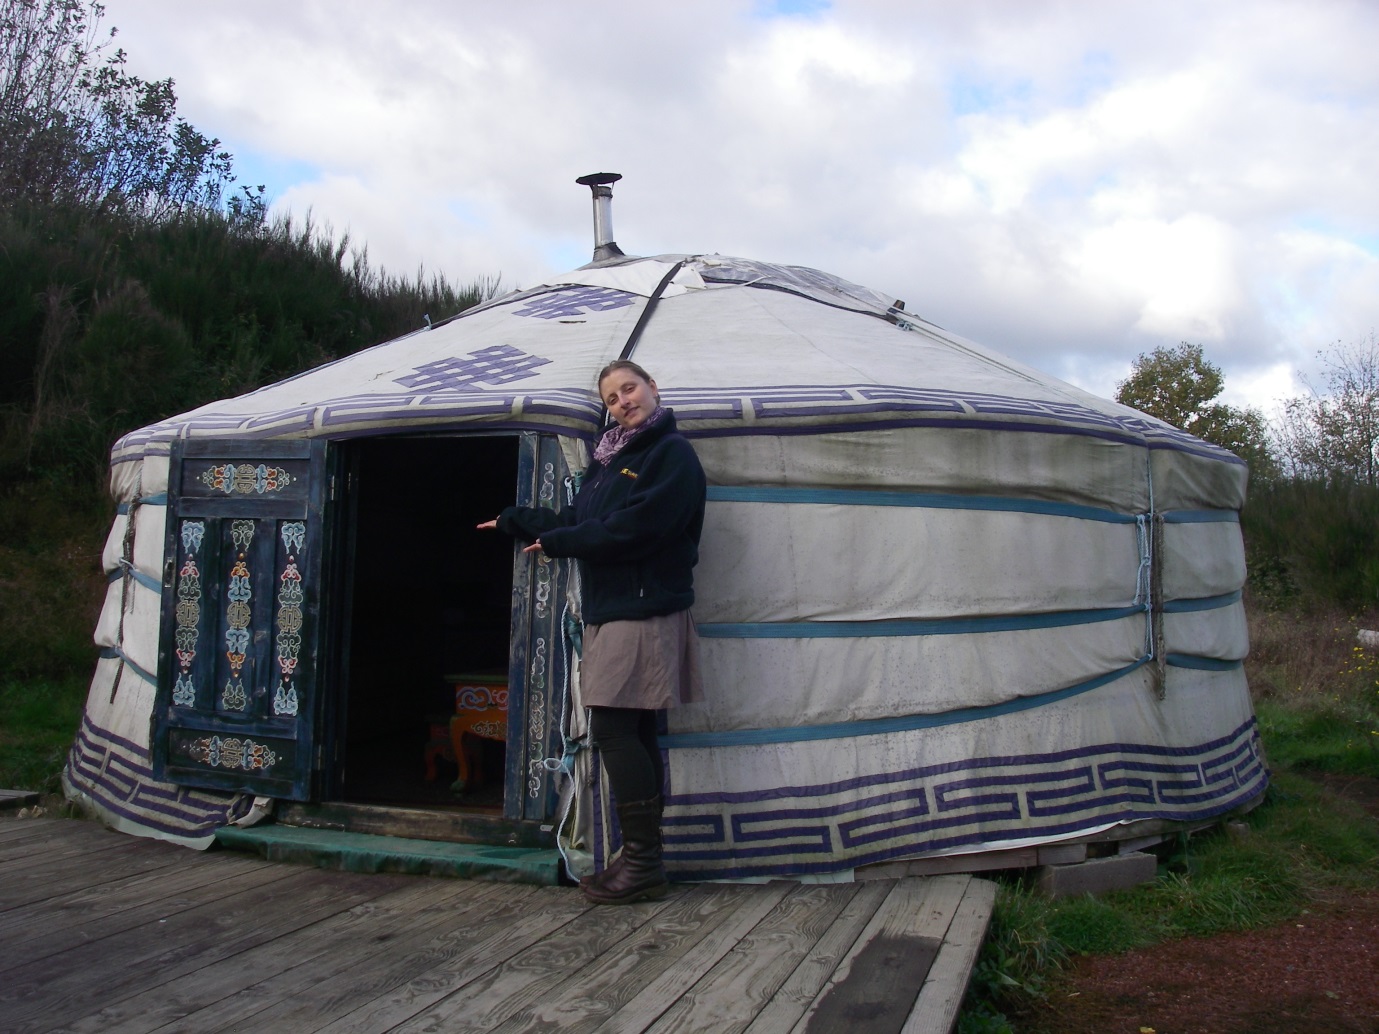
[576,172,626,263]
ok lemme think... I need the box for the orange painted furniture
[446,674,508,792]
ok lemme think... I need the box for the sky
[104,0,1379,414]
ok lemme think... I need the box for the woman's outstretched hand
[477,518,542,554]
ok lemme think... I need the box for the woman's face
[600,371,659,430]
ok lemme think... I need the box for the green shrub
[1244,479,1379,610]
[0,482,107,681]
[1,201,491,485]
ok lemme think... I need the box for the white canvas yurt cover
[64,183,1264,880]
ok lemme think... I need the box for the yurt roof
[111,242,1239,472]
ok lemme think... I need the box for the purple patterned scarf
[594,405,667,465]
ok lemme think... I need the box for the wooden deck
[0,813,995,1034]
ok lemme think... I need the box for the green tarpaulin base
[215,824,563,885]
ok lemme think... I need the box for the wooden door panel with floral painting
[152,438,331,800]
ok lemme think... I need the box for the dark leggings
[587,706,664,804]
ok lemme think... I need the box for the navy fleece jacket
[497,411,706,625]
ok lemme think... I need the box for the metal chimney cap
[576,172,622,187]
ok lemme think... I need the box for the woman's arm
[477,504,574,543]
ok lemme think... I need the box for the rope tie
[1135,513,1153,659]
[546,595,590,880]
[111,469,143,703]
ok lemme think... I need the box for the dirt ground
[1012,774,1379,1034]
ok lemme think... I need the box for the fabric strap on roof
[619,260,687,363]
[595,259,688,427]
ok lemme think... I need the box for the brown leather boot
[581,796,668,905]
[579,794,663,890]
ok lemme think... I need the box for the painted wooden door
[152,438,332,800]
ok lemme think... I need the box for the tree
[1276,335,1379,487]
[0,0,250,219]
[1115,342,1276,477]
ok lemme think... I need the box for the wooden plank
[0,853,292,970]
[0,790,42,810]
[595,881,798,1034]
[1036,843,1087,865]
[0,844,276,935]
[0,866,409,1032]
[643,883,863,1034]
[62,876,506,1034]
[902,878,997,1034]
[276,801,553,849]
[793,876,970,1034]
[742,880,893,1034]
[0,823,205,897]
[0,819,142,864]
[173,881,542,1034]
[0,839,188,911]
[0,816,65,842]
[307,887,602,1034]
[490,881,795,1033]
[0,840,173,890]
[385,892,680,1034]
[0,815,1000,1034]
[804,935,938,1031]
[858,849,1039,881]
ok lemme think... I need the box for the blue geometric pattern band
[662,716,1264,879]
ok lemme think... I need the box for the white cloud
[1075,214,1242,339]
[100,0,1379,414]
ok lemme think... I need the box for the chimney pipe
[576,172,625,261]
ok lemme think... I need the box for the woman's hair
[596,359,654,389]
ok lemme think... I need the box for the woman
[478,359,706,904]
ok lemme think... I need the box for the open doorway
[338,434,519,811]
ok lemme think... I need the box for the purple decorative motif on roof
[512,286,636,320]
[394,345,552,390]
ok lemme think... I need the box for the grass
[958,603,1379,1033]
[0,675,89,794]
[0,480,105,795]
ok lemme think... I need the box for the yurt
[63,175,1265,881]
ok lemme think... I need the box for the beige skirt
[580,610,704,710]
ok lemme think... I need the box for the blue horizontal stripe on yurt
[115,494,169,513]
[661,656,1152,749]
[107,566,162,593]
[1166,654,1244,671]
[1162,509,1240,523]
[697,604,1146,640]
[98,646,157,686]
[1161,590,1242,613]
[705,485,1138,523]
